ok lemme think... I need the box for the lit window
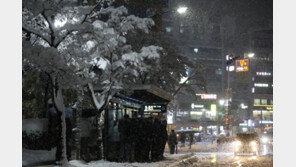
[252,87,255,93]
[261,99,267,105]
[254,99,260,105]
[165,27,172,33]
[270,100,273,105]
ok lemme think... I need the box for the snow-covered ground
[68,153,192,167]
[22,148,56,166]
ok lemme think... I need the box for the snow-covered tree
[23,0,161,164]
[127,31,206,97]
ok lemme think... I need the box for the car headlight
[250,141,257,147]
[262,137,268,144]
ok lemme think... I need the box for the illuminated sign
[256,72,272,76]
[254,83,268,87]
[196,94,217,100]
[144,105,165,112]
[226,65,235,72]
[191,103,204,109]
[260,120,273,124]
[235,59,249,72]
[210,104,217,116]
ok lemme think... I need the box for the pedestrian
[134,118,145,162]
[189,133,194,149]
[159,120,168,160]
[168,130,177,154]
[118,114,132,162]
[151,118,161,161]
[142,117,153,162]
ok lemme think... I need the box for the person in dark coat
[118,114,132,162]
[159,120,168,160]
[134,118,145,162]
[189,133,194,149]
[130,117,139,162]
[168,130,177,154]
[151,118,162,161]
[142,117,153,162]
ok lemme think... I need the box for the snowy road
[170,152,273,167]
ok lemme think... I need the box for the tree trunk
[87,83,109,160]
[51,74,68,166]
[74,88,83,160]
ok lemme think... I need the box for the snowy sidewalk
[164,142,217,154]
[67,153,193,167]
[25,152,192,167]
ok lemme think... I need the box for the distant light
[166,27,172,33]
[219,100,225,106]
[210,104,217,116]
[248,53,255,58]
[177,6,188,14]
[226,65,235,71]
[194,48,199,53]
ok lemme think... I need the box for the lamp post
[177,6,188,14]
[225,54,240,136]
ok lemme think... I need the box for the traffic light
[226,54,240,65]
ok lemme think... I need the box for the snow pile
[22,118,48,134]
[69,160,169,167]
[22,148,56,166]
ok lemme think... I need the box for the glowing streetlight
[219,99,225,106]
[248,53,255,58]
[177,6,188,14]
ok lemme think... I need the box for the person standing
[189,133,194,149]
[159,120,168,159]
[142,117,153,162]
[118,114,132,162]
[168,130,177,154]
[151,118,161,161]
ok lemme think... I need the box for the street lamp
[177,6,188,14]
[219,99,225,106]
[248,53,255,58]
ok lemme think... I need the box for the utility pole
[225,54,239,136]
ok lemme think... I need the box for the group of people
[118,115,168,162]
